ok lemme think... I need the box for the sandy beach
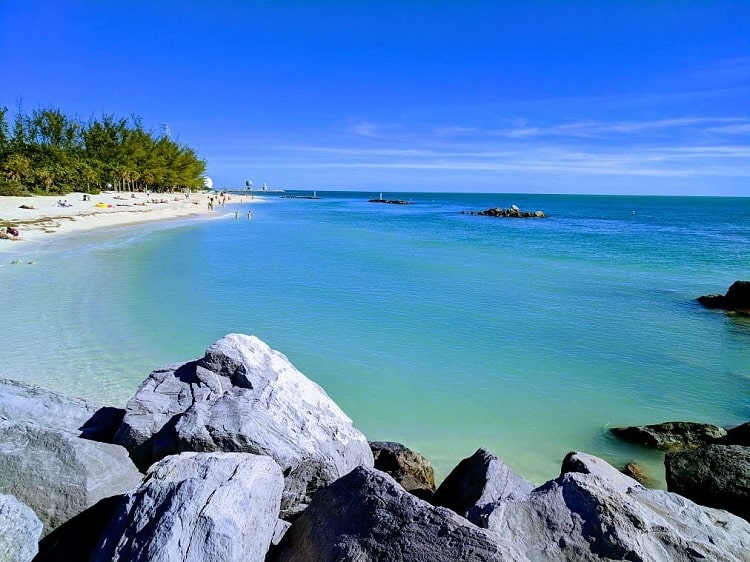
[0,191,256,250]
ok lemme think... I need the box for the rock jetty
[368,197,411,204]
[697,280,750,313]
[2,338,750,561]
[463,204,545,218]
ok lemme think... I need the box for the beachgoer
[235,211,239,219]
[4,226,21,240]
[247,210,252,220]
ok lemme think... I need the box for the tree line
[0,105,207,196]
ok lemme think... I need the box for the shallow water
[2,192,749,485]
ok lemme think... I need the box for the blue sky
[1,1,749,195]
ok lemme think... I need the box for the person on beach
[2,226,22,240]
[247,210,252,220]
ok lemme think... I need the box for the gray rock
[35,496,122,562]
[0,419,142,536]
[93,452,284,562]
[114,334,373,518]
[432,448,534,523]
[269,465,525,562]
[480,451,750,561]
[0,378,123,441]
[0,494,42,562]
[610,421,727,450]
[666,444,750,522]
[370,440,435,495]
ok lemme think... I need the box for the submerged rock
[370,441,435,497]
[0,494,43,562]
[697,280,750,312]
[666,444,750,522]
[610,421,727,450]
[93,452,284,562]
[113,334,373,518]
[0,419,142,536]
[269,465,523,561]
[621,461,654,487]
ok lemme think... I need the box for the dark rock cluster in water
[463,204,545,218]
[2,336,750,561]
[368,198,411,205]
[697,280,750,313]
[611,420,750,524]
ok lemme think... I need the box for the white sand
[0,191,259,251]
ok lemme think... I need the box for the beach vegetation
[0,105,206,196]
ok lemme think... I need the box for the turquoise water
[1,192,749,485]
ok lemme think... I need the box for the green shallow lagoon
[2,192,749,485]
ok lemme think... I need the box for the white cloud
[348,121,378,137]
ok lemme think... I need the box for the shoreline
[0,191,262,252]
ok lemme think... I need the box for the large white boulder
[94,452,284,562]
[114,334,373,517]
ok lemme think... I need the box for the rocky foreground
[1,334,749,561]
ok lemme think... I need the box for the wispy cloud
[206,113,750,191]
[239,142,750,179]
[691,56,750,85]
[348,121,379,137]
[480,117,750,140]
[705,123,750,135]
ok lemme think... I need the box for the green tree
[0,105,206,195]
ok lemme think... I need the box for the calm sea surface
[2,192,749,484]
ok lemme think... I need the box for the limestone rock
[697,280,750,312]
[113,334,373,518]
[610,421,727,450]
[0,378,123,441]
[0,419,142,535]
[269,465,524,562]
[93,452,284,562]
[666,444,750,522]
[479,451,750,561]
[432,448,533,523]
[0,494,42,562]
[370,440,435,496]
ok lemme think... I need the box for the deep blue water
[2,191,749,484]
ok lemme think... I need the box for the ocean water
[1,191,749,485]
